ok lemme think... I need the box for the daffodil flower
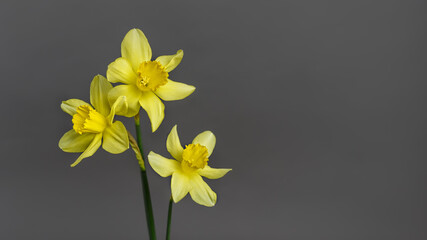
[107,28,196,132]
[59,75,129,167]
[148,126,231,207]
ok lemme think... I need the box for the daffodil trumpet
[59,75,129,167]
[107,28,196,132]
[148,125,231,238]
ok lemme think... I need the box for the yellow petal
[108,85,141,117]
[167,125,183,161]
[171,170,191,203]
[59,130,96,153]
[70,133,102,167]
[154,79,195,101]
[107,57,137,84]
[155,49,184,72]
[90,75,113,116]
[106,96,128,123]
[121,28,152,71]
[147,151,180,177]
[102,121,129,154]
[189,174,217,207]
[199,166,232,179]
[192,131,216,157]
[139,91,165,132]
[61,99,89,116]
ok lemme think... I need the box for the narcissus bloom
[107,28,195,132]
[148,126,231,207]
[59,75,129,167]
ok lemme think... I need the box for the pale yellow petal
[166,125,183,161]
[139,91,165,132]
[121,28,152,70]
[58,130,96,153]
[189,174,217,207]
[147,151,180,177]
[61,99,89,116]
[107,57,137,84]
[154,79,195,101]
[192,131,216,157]
[102,121,129,154]
[108,85,141,117]
[106,96,128,123]
[198,166,232,179]
[90,75,113,116]
[155,49,183,72]
[171,170,191,203]
[70,133,102,167]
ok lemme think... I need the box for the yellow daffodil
[59,75,129,167]
[148,126,231,207]
[107,28,196,132]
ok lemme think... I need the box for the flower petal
[171,170,191,203]
[108,85,141,117]
[147,151,180,177]
[102,121,129,154]
[61,99,89,116]
[167,125,184,161]
[121,28,152,71]
[199,166,232,179]
[189,174,217,207]
[90,75,113,116]
[154,79,195,101]
[155,49,183,72]
[139,91,165,132]
[70,133,102,167]
[59,130,96,153]
[107,57,138,84]
[106,96,128,123]
[192,131,216,157]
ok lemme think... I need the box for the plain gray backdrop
[1,0,426,239]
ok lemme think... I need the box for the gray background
[1,0,426,239]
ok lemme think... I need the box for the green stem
[134,114,157,240]
[166,196,173,240]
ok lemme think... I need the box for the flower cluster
[59,28,231,214]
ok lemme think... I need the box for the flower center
[136,61,169,91]
[72,105,107,134]
[181,144,209,172]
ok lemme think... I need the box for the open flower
[107,28,195,132]
[59,75,129,167]
[148,125,231,207]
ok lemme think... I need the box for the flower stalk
[134,114,157,240]
[166,196,173,240]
